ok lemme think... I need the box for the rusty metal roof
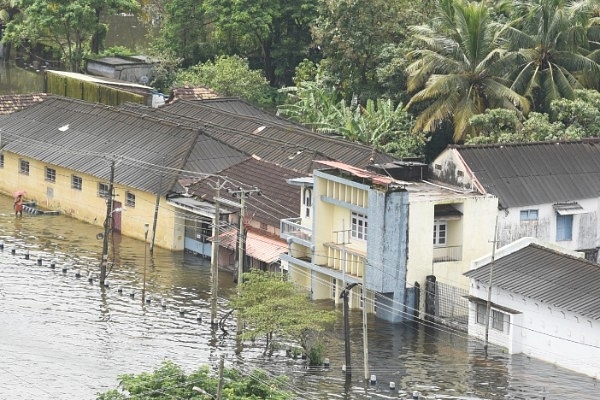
[122,99,397,173]
[0,93,47,114]
[0,96,246,194]
[464,243,600,320]
[451,140,600,208]
[187,156,304,227]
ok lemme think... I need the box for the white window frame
[351,212,368,241]
[520,209,538,222]
[433,220,447,246]
[303,188,312,217]
[476,303,487,325]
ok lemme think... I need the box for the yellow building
[281,161,498,323]
[0,96,246,250]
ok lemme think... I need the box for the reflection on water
[0,60,45,94]
[0,194,598,400]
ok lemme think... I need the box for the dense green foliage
[96,360,293,399]
[231,270,336,365]
[2,0,138,71]
[6,0,600,153]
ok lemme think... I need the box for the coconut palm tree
[502,0,600,113]
[405,0,529,143]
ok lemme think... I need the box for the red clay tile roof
[0,93,47,114]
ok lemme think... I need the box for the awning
[212,229,288,264]
[553,202,586,215]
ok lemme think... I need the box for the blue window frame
[556,214,573,241]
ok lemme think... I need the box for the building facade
[465,238,600,379]
[281,161,498,323]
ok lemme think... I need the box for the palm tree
[502,0,600,113]
[405,0,529,142]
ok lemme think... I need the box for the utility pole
[210,180,227,327]
[216,353,225,400]
[228,187,261,285]
[149,157,165,255]
[340,282,358,378]
[362,286,369,381]
[99,160,115,286]
[227,186,260,354]
[484,215,499,356]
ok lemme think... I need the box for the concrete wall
[0,152,183,250]
[468,281,600,379]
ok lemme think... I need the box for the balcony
[280,218,312,247]
[433,245,462,263]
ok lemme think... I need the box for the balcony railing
[433,245,462,262]
[280,218,312,246]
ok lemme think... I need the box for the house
[0,95,246,250]
[86,55,155,85]
[464,237,600,379]
[430,140,600,261]
[178,156,304,271]
[280,161,498,323]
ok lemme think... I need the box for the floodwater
[0,194,598,400]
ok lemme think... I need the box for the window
[98,183,110,198]
[71,175,82,190]
[351,212,368,240]
[45,167,56,183]
[19,159,29,175]
[433,220,447,246]
[492,310,510,332]
[331,278,336,299]
[0,153,4,168]
[520,209,538,222]
[303,188,312,217]
[126,191,136,208]
[476,303,487,325]
[556,214,573,241]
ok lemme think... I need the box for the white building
[430,139,600,261]
[464,237,600,379]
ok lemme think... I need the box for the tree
[502,0,600,113]
[3,0,137,72]
[96,360,293,400]
[405,0,529,142]
[173,55,277,108]
[203,0,318,86]
[230,270,336,365]
[151,0,211,68]
[312,0,428,102]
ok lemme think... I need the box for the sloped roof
[465,243,600,320]
[119,99,397,173]
[169,86,221,101]
[0,96,246,194]
[0,93,47,114]
[187,156,303,227]
[451,140,600,208]
[215,229,287,264]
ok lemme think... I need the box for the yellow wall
[0,152,184,250]
[406,196,497,291]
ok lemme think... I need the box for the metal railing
[433,245,462,262]
[280,218,312,246]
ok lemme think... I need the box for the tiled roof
[0,96,246,194]
[451,139,600,208]
[187,156,303,227]
[0,93,47,114]
[169,86,221,101]
[215,228,287,264]
[120,99,397,173]
[464,243,600,320]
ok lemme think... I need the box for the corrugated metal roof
[464,244,600,320]
[187,156,303,227]
[452,140,600,208]
[0,96,246,194]
[215,228,287,264]
[120,99,397,173]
